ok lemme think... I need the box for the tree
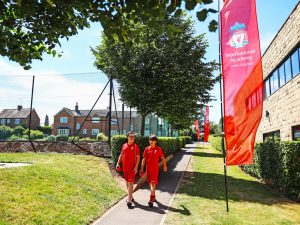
[44,115,49,126]
[210,121,221,135]
[93,16,217,135]
[1,0,217,69]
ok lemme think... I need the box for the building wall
[256,3,300,142]
[53,111,107,138]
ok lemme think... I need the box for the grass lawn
[0,152,125,225]
[165,144,300,225]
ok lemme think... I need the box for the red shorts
[123,171,135,182]
[146,171,159,184]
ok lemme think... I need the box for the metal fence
[0,72,178,145]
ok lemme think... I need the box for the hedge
[208,135,222,152]
[111,136,184,165]
[208,136,300,201]
[242,141,300,201]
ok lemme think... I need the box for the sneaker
[126,199,132,207]
[148,201,153,207]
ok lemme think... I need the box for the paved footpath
[93,143,199,225]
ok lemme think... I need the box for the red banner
[204,106,210,142]
[194,119,200,141]
[221,0,263,165]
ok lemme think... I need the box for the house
[0,105,40,129]
[53,103,108,138]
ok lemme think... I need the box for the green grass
[0,152,125,225]
[165,144,300,225]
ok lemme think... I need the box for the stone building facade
[256,2,300,142]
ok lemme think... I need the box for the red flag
[194,119,200,141]
[221,0,263,165]
[204,106,210,142]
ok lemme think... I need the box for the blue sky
[0,0,299,124]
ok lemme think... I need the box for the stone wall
[256,3,300,142]
[0,141,111,158]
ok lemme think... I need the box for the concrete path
[93,143,199,225]
[0,162,32,169]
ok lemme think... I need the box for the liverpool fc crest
[228,22,248,48]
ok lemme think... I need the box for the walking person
[116,131,140,207]
[140,134,167,207]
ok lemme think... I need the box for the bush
[209,135,222,152]
[55,135,69,141]
[24,129,44,140]
[0,125,14,140]
[68,136,80,142]
[38,126,52,135]
[97,133,108,142]
[79,137,97,142]
[47,135,56,142]
[111,136,183,165]
[180,136,192,144]
[14,125,25,136]
[7,134,28,141]
[242,141,300,201]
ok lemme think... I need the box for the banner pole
[218,0,229,212]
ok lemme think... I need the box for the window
[264,79,270,99]
[92,129,99,136]
[292,125,300,141]
[57,129,69,136]
[278,64,285,87]
[15,119,20,125]
[1,119,6,125]
[60,117,68,123]
[92,117,100,123]
[111,119,117,125]
[76,123,80,130]
[82,129,87,134]
[263,130,280,142]
[145,117,150,125]
[291,48,300,77]
[270,71,279,94]
[111,130,118,135]
[285,58,292,82]
[7,119,10,124]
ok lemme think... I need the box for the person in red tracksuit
[116,131,140,207]
[140,135,167,207]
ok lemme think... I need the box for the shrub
[55,135,69,141]
[38,126,52,135]
[24,129,44,140]
[13,125,25,136]
[79,137,97,142]
[97,133,108,142]
[242,141,300,201]
[111,136,183,165]
[47,135,56,142]
[0,125,14,140]
[68,136,80,142]
[209,135,222,152]
[7,134,28,141]
[180,136,192,144]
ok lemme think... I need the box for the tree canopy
[93,16,217,133]
[0,0,217,69]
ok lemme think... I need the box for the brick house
[0,105,40,129]
[52,103,108,138]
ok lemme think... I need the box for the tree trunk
[141,114,146,136]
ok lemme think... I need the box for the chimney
[75,102,79,113]
[17,105,22,111]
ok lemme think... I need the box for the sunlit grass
[165,144,300,225]
[0,152,125,225]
